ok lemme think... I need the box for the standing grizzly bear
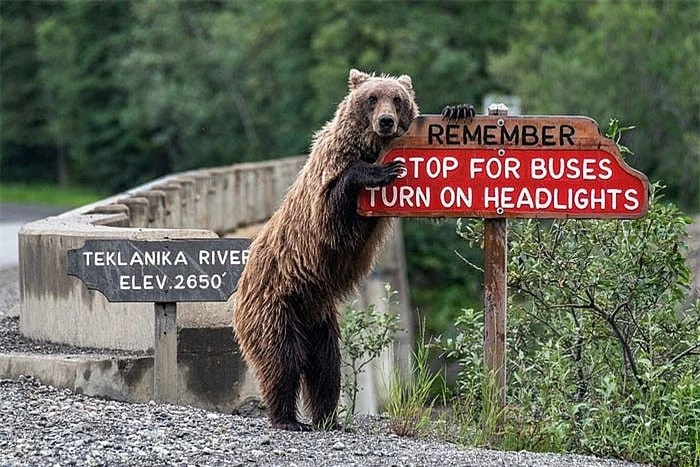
[233,69,418,431]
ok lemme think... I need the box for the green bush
[340,283,402,426]
[441,185,699,466]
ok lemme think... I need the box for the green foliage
[1,0,517,193]
[386,322,444,437]
[340,283,402,425]
[445,186,699,466]
[33,0,140,191]
[307,1,515,116]
[119,1,269,173]
[0,1,62,183]
[604,118,636,156]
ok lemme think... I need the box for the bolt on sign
[67,239,251,302]
[358,115,649,219]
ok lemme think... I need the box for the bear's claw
[379,160,406,184]
[441,104,476,120]
[314,419,344,431]
[385,160,406,177]
[272,420,313,432]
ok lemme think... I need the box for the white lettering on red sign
[358,148,647,218]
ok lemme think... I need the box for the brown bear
[233,69,418,431]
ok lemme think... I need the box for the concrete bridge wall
[19,157,306,350]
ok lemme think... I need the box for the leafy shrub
[442,185,699,466]
[340,283,402,425]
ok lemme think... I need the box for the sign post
[358,107,649,425]
[483,104,508,418]
[154,301,177,403]
[67,238,251,403]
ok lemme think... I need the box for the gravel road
[0,267,647,466]
[1,376,646,467]
[0,268,19,320]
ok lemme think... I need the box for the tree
[307,1,515,117]
[33,0,139,191]
[0,1,61,183]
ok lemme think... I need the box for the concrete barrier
[0,333,259,413]
[18,156,307,351]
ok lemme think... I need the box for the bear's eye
[368,95,377,106]
[393,96,402,108]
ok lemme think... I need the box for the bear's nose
[378,115,395,132]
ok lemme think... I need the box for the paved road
[0,203,68,269]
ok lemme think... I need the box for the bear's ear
[397,74,413,94]
[349,69,371,90]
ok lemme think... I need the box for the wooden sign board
[358,115,649,219]
[67,238,251,302]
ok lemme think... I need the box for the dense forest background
[2,0,699,328]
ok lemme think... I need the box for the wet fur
[233,69,418,431]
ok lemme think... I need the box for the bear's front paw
[378,160,406,185]
[441,104,476,120]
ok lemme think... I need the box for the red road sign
[358,115,649,219]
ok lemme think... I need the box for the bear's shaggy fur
[233,69,418,431]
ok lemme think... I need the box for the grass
[0,182,103,207]
[386,323,444,437]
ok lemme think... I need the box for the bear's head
[345,69,418,159]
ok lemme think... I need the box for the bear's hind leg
[302,315,341,430]
[259,327,311,432]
